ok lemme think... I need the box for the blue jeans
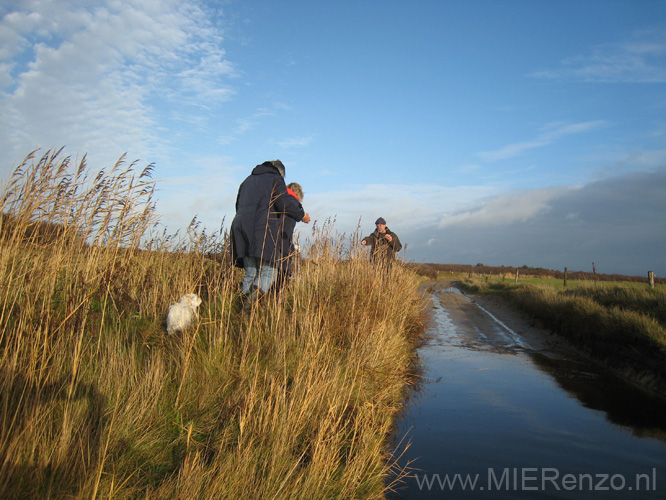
[241,256,277,294]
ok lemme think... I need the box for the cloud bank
[403,166,666,276]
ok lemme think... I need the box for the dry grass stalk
[0,150,425,499]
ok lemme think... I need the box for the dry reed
[0,150,425,499]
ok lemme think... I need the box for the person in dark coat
[230,160,310,301]
[361,217,402,265]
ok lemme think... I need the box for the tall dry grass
[0,150,425,499]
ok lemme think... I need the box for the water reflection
[528,352,666,441]
[390,286,666,499]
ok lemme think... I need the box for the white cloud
[579,147,666,180]
[157,174,492,240]
[155,155,241,232]
[218,106,280,145]
[0,62,12,87]
[437,186,579,228]
[530,28,666,83]
[477,121,606,162]
[304,183,496,238]
[0,0,234,172]
[276,135,315,148]
[455,163,482,174]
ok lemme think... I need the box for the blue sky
[1,0,665,276]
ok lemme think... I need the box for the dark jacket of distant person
[230,161,305,268]
[362,226,402,262]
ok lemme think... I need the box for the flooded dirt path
[390,281,666,499]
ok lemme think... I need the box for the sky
[1,0,665,276]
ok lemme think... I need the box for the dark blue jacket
[230,161,305,267]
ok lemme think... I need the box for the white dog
[166,293,202,335]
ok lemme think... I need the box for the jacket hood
[252,160,285,177]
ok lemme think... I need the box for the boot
[242,287,264,312]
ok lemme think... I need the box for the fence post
[564,267,568,288]
[648,271,655,289]
[514,268,519,284]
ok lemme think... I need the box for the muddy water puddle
[390,287,666,499]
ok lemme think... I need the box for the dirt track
[421,279,666,401]
[421,279,574,357]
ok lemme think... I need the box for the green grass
[460,275,666,397]
[520,277,661,292]
[454,272,664,292]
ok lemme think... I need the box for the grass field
[466,274,665,292]
[0,150,426,499]
[459,272,666,397]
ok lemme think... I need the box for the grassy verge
[0,151,426,499]
[460,275,666,397]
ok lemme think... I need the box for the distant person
[274,182,305,291]
[230,160,310,305]
[361,217,402,265]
